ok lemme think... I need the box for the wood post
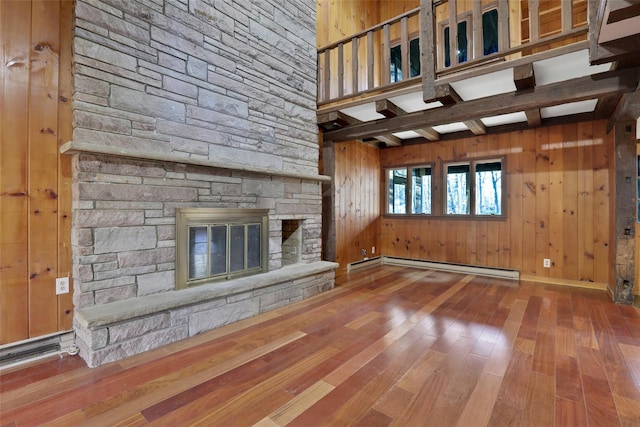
[612,120,636,304]
[322,140,336,263]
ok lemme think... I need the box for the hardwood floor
[1,266,639,426]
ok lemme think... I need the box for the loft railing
[317,0,589,106]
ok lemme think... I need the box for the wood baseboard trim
[520,274,608,291]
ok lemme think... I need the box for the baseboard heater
[0,331,76,370]
[348,256,519,280]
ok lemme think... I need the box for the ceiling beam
[414,127,441,141]
[430,84,463,105]
[375,135,402,147]
[375,99,406,118]
[464,119,487,135]
[324,68,639,142]
[525,109,542,127]
[514,63,536,91]
[317,111,361,131]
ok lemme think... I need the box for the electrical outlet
[543,259,551,268]
[371,246,375,255]
[56,277,70,295]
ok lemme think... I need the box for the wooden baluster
[529,0,539,43]
[472,0,482,60]
[498,0,509,51]
[448,0,458,67]
[383,24,391,85]
[352,37,358,95]
[323,49,330,102]
[367,30,374,90]
[337,42,344,98]
[401,17,409,80]
[562,0,573,33]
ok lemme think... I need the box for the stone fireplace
[65,0,335,367]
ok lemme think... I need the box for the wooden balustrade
[317,0,589,105]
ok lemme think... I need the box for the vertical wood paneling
[28,0,61,337]
[366,121,613,287]
[548,125,564,278]
[0,0,73,344]
[1,0,32,343]
[57,0,74,330]
[577,122,594,283]
[334,142,381,274]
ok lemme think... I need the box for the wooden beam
[612,120,636,304]
[367,31,374,89]
[464,119,486,135]
[317,111,361,130]
[324,68,638,142]
[421,0,436,101]
[382,24,391,85]
[375,134,402,147]
[431,83,463,105]
[514,63,536,91]
[337,42,344,98]
[351,37,358,93]
[607,86,640,133]
[529,0,540,43]
[414,127,441,141]
[525,109,542,127]
[375,99,406,118]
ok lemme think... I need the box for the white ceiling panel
[533,49,611,86]
[392,130,422,139]
[540,99,598,118]
[387,92,443,113]
[339,103,385,122]
[481,111,528,127]
[432,122,468,133]
[450,68,516,101]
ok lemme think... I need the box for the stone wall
[68,0,333,366]
[72,0,318,175]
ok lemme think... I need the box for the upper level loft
[317,0,640,146]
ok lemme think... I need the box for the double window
[386,159,504,217]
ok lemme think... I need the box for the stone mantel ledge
[61,141,332,183]
[76,261,339,329]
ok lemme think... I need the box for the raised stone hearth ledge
[61,141,331,183]
[75,261,338,367]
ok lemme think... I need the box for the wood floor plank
[1,266,639,427]
[555,396,588,427]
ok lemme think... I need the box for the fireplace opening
[176,208,269,289]
[282,219,303,266]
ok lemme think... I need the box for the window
[412,167,432,214]
[441,8,499,68]
[388,168,407,214]
[387,165,432,215]
[390,37,420,83]
[176,208,269,289]
[475,161,502,215]
[482,9,499,55]
[445,159,504,216]
[444,20,469,67]
[446,163,470,214]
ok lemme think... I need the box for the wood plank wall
[333,141,381,274]
[0,0,73,344]
[376,121,613,288]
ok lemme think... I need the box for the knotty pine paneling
[0,0,73,344]
[373,121,613,287]
[334,141,381,274]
